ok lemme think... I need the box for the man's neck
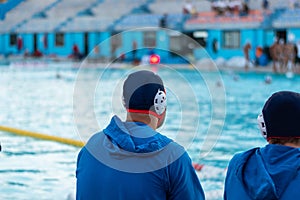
[126,113,158,130]
[284,142,300,148]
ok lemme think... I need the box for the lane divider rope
[0,125,215,173]
[0,125,85,147]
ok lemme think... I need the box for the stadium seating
[185,10,264,30]
[0,0,57,32]
[0,0,296,33]
[60,0,147,32]
[149,0,211,14]
[0,0,23,20]
[114,13,184,30]
[60,16,112,32]
[46,0,95,20]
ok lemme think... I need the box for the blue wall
[156,30,169,59]
[2,33,18,54]
[288,28,300,42]
[0,34,3,54]
[264,30,276,46]
[89,32,111,57]
[206,30,221,59]
[205,29,269,61]
[0,28,299,62]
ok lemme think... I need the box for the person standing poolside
[284,36,297,74]
[224,91,300,200]
[269,38,279,73]
[76,70,205,200]
[296,40,300,73]
[243,40,251,71]
[278,39,286,73]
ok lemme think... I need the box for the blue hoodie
[224,144,300,200]
[76,116,205,200]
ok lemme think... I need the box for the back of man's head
[123,70,167,126]
[258,91,300,145]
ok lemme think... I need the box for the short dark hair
[268,137,300,145]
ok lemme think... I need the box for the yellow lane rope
[0,125,85,148]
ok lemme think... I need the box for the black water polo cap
[262,91,300,139]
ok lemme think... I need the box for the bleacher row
[0,0,297,33]
[185,10,264,30]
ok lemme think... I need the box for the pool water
[1,64,300,200]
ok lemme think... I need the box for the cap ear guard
[257,114,267,139]
[122,89,167,117]
[154,89,167,115]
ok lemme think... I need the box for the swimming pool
[1,63,299,200]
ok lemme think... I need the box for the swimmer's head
[258,91,300,140]
[264,75,272,84]
[123,70,167,128]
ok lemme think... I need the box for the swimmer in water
[264,75,272,84]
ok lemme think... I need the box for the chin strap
[127,109,161,119]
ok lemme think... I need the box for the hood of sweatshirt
[233,144,300,199]
[102,115,172,153]
[84,115,185,173]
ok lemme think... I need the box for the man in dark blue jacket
[76,70,205,200]
[224,91,300,200]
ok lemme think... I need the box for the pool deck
[1,56,297,75]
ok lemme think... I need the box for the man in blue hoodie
[76,70,205,200]
[224,91,300,200]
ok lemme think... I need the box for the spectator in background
[23,49,30,58]
[229,0,243,15]
[269,37,280,73]
[296,40,300,72]
[255,46,268,67]
[71,43,83,60]
[239,2,249,16]
[212,38,219,54]
[32,49,43,58]
[159,13,167,28]
[262,0,269,12]
[211,0,227,16]
[183,0,193,15]
[17,36,23,53]
[278,39,286,73]
[289,0,296,9]
[243,40,251,70]
[190,5,198,18]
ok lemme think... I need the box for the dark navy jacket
[76,116,205,200]
[224,144,300,200]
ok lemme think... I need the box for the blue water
[1,64,300,200]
